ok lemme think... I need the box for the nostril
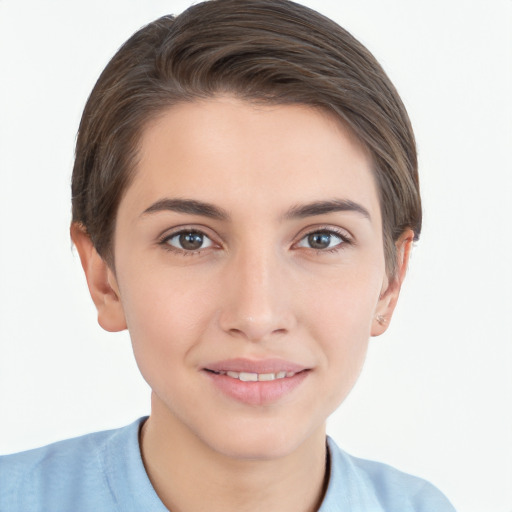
[226,325,289,342]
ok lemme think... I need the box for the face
[106,97,398,459]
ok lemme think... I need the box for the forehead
[123,96,380,222]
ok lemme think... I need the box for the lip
[205,358,306,374]
[203,358,310,406]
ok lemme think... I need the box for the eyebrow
[142,198,229,220]
[141,197,370,222]
[283,199,371,221]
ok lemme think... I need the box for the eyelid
[296,224,353,242]
[157,225,222,254]
[158,224,218,241]
[293,225,354,251]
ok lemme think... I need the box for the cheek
[300,265,383,395]
[303,261,383,337]
[116,265,216,372]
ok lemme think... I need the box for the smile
[203,359,309,405]
[209,370,298,382]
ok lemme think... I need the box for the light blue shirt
[0,417,455,511]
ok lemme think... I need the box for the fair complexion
[72,97,412,512]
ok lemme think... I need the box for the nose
[217,244,296,342]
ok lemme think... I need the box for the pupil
[180,232,203,250]
[308,233,330,249]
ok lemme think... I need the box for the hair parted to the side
[71,0,421,277]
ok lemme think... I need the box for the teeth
[239,372,258,382]
[219,370,297,381]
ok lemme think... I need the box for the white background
[0,1,511,511]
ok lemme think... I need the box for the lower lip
[204,371,309,406]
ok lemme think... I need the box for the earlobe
[70,223,127,332]
[371,229,414,337]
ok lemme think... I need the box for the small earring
[376,314,387,325]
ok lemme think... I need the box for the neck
[140,397,329,512]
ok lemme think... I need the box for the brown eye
[297,230,346,250]
[165,230,213,251]
[308,233,332,249]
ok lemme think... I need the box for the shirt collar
[318,436,383,512]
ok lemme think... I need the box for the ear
[70,223,127,332]
[371,229,414,337]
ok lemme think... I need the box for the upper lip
[204,358,308,374]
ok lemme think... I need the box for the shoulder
[323,437,456,512]
[0,418,147,512]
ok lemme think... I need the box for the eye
[296,230,347,250]
[164,230,213,252]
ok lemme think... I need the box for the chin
[196,417,324,461]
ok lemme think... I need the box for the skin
[72,97,412,512]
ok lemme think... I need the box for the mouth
[202,358,310,405]
[205,369,301,382]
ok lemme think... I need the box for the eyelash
[158,229,215,256]
[158,226,353,256]
[297,227,353,254]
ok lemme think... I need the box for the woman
[0,1,456,510]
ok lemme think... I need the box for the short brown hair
[71,0,421,276]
